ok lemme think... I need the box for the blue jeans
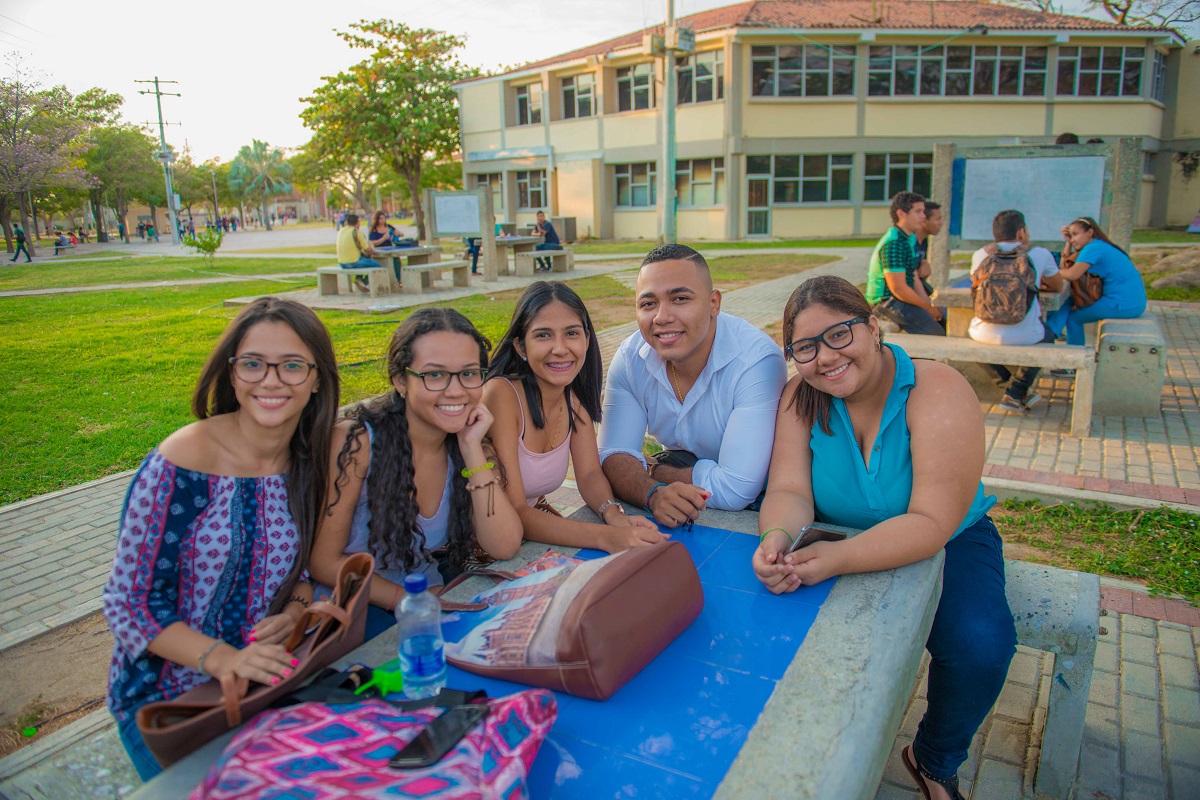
[1047,294,1148,346]
[535,242,562,269]
[466,238,481,272]
[10,242,31,261]
[116,711,163,781]
[340,256,380,270]
[914,514,1017,779]
[998,322,1056,402]
[873,298,946,336]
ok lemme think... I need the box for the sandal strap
[914,760,966,800]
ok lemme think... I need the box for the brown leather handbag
[1070,273,1104,309]
[137,553,374,767]
[439,540,703,700]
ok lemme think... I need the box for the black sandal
[902,744,966,800]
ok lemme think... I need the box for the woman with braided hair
[310,308,522,638]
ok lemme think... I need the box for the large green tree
[82,125,160,242]
[301,21,477,239]
[229,140,293,231]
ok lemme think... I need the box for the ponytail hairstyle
[193,297,340,614]
[331,308,496,577]
[782,275,878,435]
[1070,216,1128,257]
[488,281,603,430]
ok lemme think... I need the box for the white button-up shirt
[598,312,787,510]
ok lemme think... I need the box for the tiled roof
[464,0,1174,82]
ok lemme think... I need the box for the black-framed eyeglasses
[404,366,488,391]
[785,317,869,364]
[228,356,316,385]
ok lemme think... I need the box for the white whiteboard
[433,194,481,235]
[960,157,1104,242]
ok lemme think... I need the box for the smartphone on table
[785,523,848,556]
[390,704,489,769]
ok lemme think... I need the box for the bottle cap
[403,574,428,594]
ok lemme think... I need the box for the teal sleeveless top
[809,344,994,538]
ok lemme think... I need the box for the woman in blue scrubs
[752,275,1015,800]
[1048,216,1147,347]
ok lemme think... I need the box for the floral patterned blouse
[103,450,301,723]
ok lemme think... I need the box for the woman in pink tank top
[485,282,665,553]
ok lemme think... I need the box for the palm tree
[229,140,293,231]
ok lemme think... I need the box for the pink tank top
[503,379,572,506]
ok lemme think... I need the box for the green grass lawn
[1135,252,1200,303]
[0,257,332,292]
[1131,229,1200,245]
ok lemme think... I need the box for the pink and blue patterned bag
[190,689,556,800]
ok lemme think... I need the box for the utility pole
[208,168,220,226]
[657,1,692,245]
[136,77,182,245]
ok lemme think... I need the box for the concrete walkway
[1,247,1199,798]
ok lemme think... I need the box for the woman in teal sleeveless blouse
[752,276,1016,800]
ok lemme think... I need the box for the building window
[1151,50,1166,102]
[751,45,854,97]
[1057,46,1144,97]
[562,74,595,119]
[516,83,543,125]
[1143,152,1157,177]
[747,154,851,205]
[677,50,724,104]
[869,45,1047,96]
[676,158,725,206]
[516,170,545,209]
[475,173,503,212]
[864,153,933,202]
[616,63,654,111]
[614,162,657,207]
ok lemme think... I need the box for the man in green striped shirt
[865,192,946,336]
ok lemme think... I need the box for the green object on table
[22,727,36,737]
[355,658,404,696]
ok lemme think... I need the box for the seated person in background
[54,230,71,254]
[599,244,787,524]
[1055,132,1080,144]
[914,200,943,297]
[866,192,945,336]
[367,211,402,248]
[335,213,384,290]
[1047,216,1148,355]
[754,275,1014,800]
[485,281,665,552]
[969,210,1063,413]
[532,210,562,271]
[465,223,507,274]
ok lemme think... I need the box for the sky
[0,0,1187,164]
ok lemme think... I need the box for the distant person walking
[10,225,32,262]
[118,221,127,243]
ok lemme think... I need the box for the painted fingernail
[282,669,292,677]
[290,658,299,667]
[247,634,256,642]
[271,677,280,685]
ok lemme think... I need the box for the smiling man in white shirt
[599,244,788,527]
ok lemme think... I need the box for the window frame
[1151,50,1166,102]
[1056,45,1144,97]
[751,44,855,98]
[675,158,725,207]
[561,73,595,119]
[863,153,933,203]
[677,49,725,104]
[616,63,655,112]
[614,162,658,208]
[868,44,1047,97]
[515,82,543,125]
[516,170,545,210]
[474,173,504,213]
[746,154,852,206]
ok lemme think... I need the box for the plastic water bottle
[395,573,446,699]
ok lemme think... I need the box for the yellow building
[454,0,1198,240]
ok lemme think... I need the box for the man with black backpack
[969,210,1063,413]
[10,224,32,262]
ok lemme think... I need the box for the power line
[0,12,48,37]
[136,77,183,246]
[0,30,34,52]
[0,25,38,46]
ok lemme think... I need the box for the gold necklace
[547,397,566,448]
[668,362,685,403]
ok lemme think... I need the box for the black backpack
[971,244,1039,325]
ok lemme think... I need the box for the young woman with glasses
[310,308,522,639]
[485,282,665,553]
[751,275,1015,800]
[102,297,340,780]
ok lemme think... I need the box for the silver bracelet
[596,499,624,519]
[196,639,222,677]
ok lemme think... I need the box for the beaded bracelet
[461,461,495,479]
[466,476,500,517]
[759,527,795,545]
[197,639,222,677]
[644,482,667,511]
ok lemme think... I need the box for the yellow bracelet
[461,461,495,479]
[759,527,794,545]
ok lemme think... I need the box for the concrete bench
[316,266,390,298]
[53,243,76,255]
[401,259,471,295]
[888,333,1095,437]
[1003,559,1100,799]
[1093,316,1165,417]
[514,248,574,277]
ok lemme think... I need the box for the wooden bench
[514,248,574,277]
[316,266,390,298]
[400,259,472,295]
[888,333,1095,437]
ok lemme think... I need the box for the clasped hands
[752,531,844,594]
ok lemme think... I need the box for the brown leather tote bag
[137,553,374,767]
[439,540,703,700]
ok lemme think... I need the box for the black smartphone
[785,524,848,555]
[390,704,489,769]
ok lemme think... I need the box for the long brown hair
[192,297,340,614]
[1070,216,1128,257]
[782,275,878,435]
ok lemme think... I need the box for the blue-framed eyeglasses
[784,317,870,364]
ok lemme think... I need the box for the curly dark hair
[489,281,603,432]
[331,308,496,578]
[192,297,340,614]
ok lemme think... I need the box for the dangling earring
[875,338,882,351]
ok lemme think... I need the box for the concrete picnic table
[130,502,942,799]
[374,245,444,292]
[492,235,544,276]
[936,274,1070,337]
